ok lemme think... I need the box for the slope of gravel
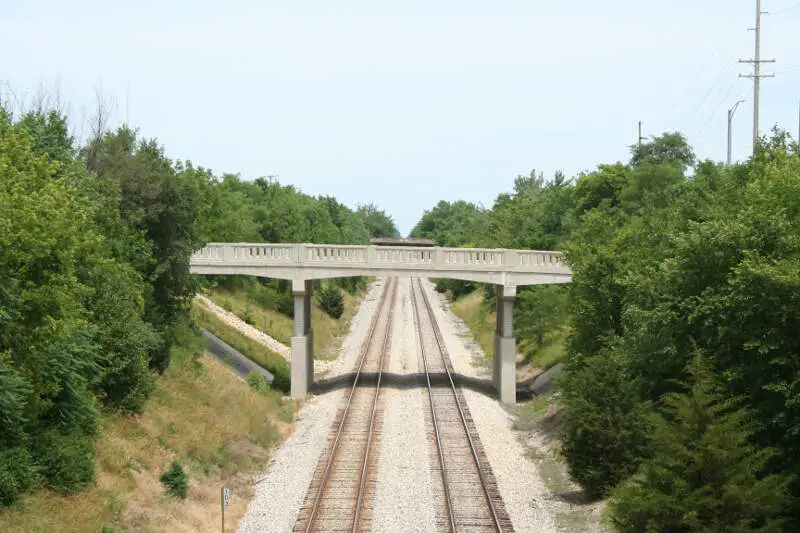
[371,277,438,533]
[236,279,386,533]
[421,279,609,533]
[196,294,291,360]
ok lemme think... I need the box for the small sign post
[221,487,230,532]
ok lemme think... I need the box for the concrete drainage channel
[202,329,275,384]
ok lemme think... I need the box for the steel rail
[414,278,504,532]
[351,281,395,532]
[409,278,458,533]
[304,278,396,533]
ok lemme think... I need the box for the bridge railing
[191,243,569,273]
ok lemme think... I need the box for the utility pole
[727,99,745,165]
[637,121,645,147]
[739,0,775,154]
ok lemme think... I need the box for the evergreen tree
[609,356,790,533]
[561,350,651,498]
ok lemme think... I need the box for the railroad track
[294,277,398,533]
[410,278,514,533]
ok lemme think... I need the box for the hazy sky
[2,1,799,235]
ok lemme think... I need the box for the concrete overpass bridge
[190,243,572,404]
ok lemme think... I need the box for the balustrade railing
[191,243,567,272]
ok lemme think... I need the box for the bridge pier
[291,279,314,398]
[493,285,516,404]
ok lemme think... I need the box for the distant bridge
[190,243,572,404]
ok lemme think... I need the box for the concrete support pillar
[493,285,517,404]
[493,285,503,390]
[291,279,314,398]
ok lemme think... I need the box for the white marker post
[221,487,230,531]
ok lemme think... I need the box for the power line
[698,77,739,137]
[684,60,739,129]
[765,10,800,25]
[666,3,750,117]
[768,2,800,16]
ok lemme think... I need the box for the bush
[561,351,651,498]
[338,276,366,295]
[160,460,188,499]
[246,371,270,394]
[32,430,96,495]
[0,447,36,507]
[433,278,477,299]
[242,301,255,325]
[275,288,294,317]
[319,284,344,319]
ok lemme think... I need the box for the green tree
[87,127,202,372]
[356,203,400,239]
[319,284,344,319]
[609,356,790,533]
[630,131,696,172]
[0,112,100,501]
[410,200,486,246]
[561,351,651,498]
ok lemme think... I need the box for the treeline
[411,130,800,530]
[0,107,397,507]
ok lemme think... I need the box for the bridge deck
[189,243,571,286]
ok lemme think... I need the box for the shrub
[275,289,294,317]
[242,302,255,325]
[160,460,189,499]
[561,351,651,498]
[433,278,477,299]
[338,276,366,295]
[246,371,270,394]
[319,285,344,319]
[30,430,96,495]
[0,447,36,507]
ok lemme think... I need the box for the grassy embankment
[449,289,567,372]
[0,328,294,533]
[204,285,366,361]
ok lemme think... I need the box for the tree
[561,351,651,498]
[356,203,400,239]
[630,131,696,172]
[410,200,486,246]
[0,111,100,502]
[87,127,202,372]
[609,356,790,533]
[319,284,344,319]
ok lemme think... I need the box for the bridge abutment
[493,285,517,404]
[291,279,314,398]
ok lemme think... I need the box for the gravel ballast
[424,279,608,533]
[371,277,438,533]
[236,277,605,532]
[236,280,386,533]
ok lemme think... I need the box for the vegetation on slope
[0,327,294,533]
[204,276,367,361]
[412,129,800,530]
[0,99,397,511]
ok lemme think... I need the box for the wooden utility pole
[739,0,775,154]
[638,121,645,147]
